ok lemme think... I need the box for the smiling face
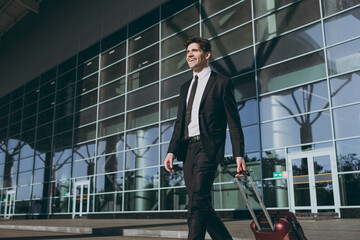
[186,43,211,73]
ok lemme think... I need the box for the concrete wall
[0,0,166,98]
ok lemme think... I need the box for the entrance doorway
[4,189,15,219]
[287,149,340,215]
[72,180,90,218]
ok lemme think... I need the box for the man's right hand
[164,153,175,173]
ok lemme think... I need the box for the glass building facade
[1,0,360,218]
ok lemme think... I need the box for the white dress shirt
[186,66,212,137]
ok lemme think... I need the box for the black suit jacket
[167,71,245,163]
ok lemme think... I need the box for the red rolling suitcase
[235,171,308,240]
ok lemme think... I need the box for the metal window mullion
[158,9,162,212]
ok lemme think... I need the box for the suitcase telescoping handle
[234,171,275,232]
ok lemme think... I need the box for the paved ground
[0,218,360,239]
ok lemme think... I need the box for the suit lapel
[199,71,217,109]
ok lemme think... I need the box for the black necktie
[184,75,198,139]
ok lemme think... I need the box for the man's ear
[205,51,211,60]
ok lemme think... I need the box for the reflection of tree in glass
[337,153,360,172]
[0,139,24,187]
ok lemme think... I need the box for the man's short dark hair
[185,36,211,53]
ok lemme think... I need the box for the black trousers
[183,141,233,240]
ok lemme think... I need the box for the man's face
[186,43,211,73]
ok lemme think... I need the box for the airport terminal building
[0,0,360,219]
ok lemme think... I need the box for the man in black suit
[164,37,246,240]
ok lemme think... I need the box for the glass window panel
[33,169,45,184]
[161,25,199,58]
[211,23,252,59]
[96,173,123,193]
[242,126,260,152]
[74,124,96,143]
[24,90,39,106]
[10,110,22,123]
[57,69,76,90]
[73,141,95,161]
[34,153,46,169]
[18,171,32,186]
[128,45,159,73]
[39,81,55,99]
[127,84,159,110]
[37,108,53,126]
[98,115,124,138]
[333,104,360,139]
[96,153,124,174]
[336,138,360,172]
[72,160,94,177]
[126,104,159,130]
[210,47,254,77]
[126,125,159,149]
[0,104,9,116]
[53,131,73,149]
[161,71,191,99]
[76,73,98,95]
[16,186,31,200]
[236,98,258,127]
[23,102,37,119]
[258,51,326,94]
[338,173,360,206]
[53,162,72,180]
[36,123,53,140]
[100,78,125,102]
[35,138,52,154]
[101,26,127,52]
[53,148,72,166]
[124,167,159,190]
[325,8,360,46]
[75,90,97,110]
[161,121,175,142]
[160,187,187,210]
[262,149,286,179]
[100,60,126,85]
[98,96,125,120]
[11,97,23,112]
[128,25,159,54]
[32,184,44,199]
[94,193,115,211]
[203,0,251,39]
[261,110,332,149]
[327,38,360,76]
[257,23,323,68]
[74,106,97,127]
[260,80,329,121]
[330,70,360,106]
[162,4,199,38]
[263,179,289,207]
[97,134,124,155]
[202,0,239,17]
[124,189,158,211]
[254,0,296,17]
[39,94,55,112]
[77,57,99,80]
[56,84,75,104]
[125,146,159,171]
[101,42,126,68]
[54,115,73,134]
[322,0,360,16]
[161,52,189,78]
[255,0,320,42]
[128,64,159,91]
[161,97,178,121]
[19,156,33,172]
[8,124,20,137]
[233,73,256,102]
[55,100,74,119]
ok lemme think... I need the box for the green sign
[65,192,69,196]
[273,171,283,178]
